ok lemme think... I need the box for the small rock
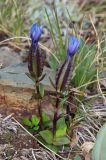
[0,47,21,68]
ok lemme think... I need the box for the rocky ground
[0,114,60,160]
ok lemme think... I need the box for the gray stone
[0,63,55,91]
[0,47,21,68]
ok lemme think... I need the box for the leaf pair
[23,115,40,132]
[39,117,70,146]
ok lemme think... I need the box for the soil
[0,113,38,160]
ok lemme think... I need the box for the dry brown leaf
[70,132,79,148]
[81,142,94,153]
[85,153,91,160]
[81,142,94,160]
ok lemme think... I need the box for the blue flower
[30,23,43,44]
[28,23,44,78]
[67,36,80,59]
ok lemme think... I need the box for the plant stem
[36,82,42,129]
[53,95,60,136]
[38,98,42,129]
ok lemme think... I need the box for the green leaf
[92,123,106,160]
[23,118,32,127]
[25,73,35,82]
[31,115,40,126]
[48,54,59,71]
[56,117,67,137]
[33,126,39,131]
[46,144,59,153]
[56,117,67,129]
[44,121,52,128]
[53,136,70,146]
[74,155,82,160]
[37,136,59,153]
[42,112,52,128]
[39,83,44,98]
[28,128,35,133]
[39,130,53,144]
[56,127,67,138]
[60,97,68,107]
[42,112,50,123]
[49,77,56,89]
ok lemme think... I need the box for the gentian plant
[23,22,80,152]
[50,36,80,143]
[27,23,45,128]
[28,23,45,85]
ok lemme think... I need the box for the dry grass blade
[0,36,60,64]
[89,15,106,105]
[75,77,106,90]
[31,148,57,160]
[3,113,14,121]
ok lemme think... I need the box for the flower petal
[67,36,80,58]
[30,23,43,44]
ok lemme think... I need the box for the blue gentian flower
[56,35,80,92]
[30,23,43,45]
[28,22,45,79]
[67,36,80,59]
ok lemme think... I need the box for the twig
[31,149,37,160]
[3,113,14,121]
